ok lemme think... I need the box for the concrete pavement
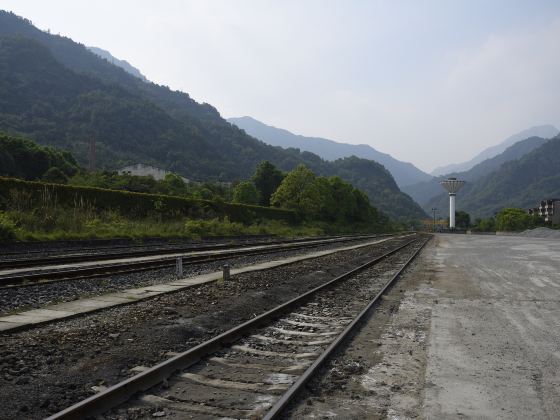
[424,234,560,419]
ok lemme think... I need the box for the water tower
[440,177,465,229]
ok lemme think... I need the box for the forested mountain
[431,125,558,176]
[425,135,560,218]
[88,46,148,82]
[403,136,550,206]
[0,11,426,220]
[228,116,432,187]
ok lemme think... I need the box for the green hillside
[0,11,426,220]
[425,135,560,218]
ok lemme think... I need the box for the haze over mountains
[228,116,432,188]
[431,125,559,176]
[0,10,426,221]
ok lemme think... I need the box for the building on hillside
[118,163,190,183]
[528,199,560,224]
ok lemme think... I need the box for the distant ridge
[228,116,432,188]
[431,125,559,176]
[403,135,550,206]
[424,134,560,218]
[88,46,147,82]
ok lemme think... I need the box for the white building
[118,163,190,183]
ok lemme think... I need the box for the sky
[1,0,560,172]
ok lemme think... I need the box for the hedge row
[0,177,298,224]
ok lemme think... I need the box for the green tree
[42,167,68,184]
[495,208,533,231]
[163,173,187,196]
[232,181,260,205]
[455,211,471,229]
[270,164,326,218]
[252,161,284,206]
[472,217,496,232]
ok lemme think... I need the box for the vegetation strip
[0,236,403,333]
[45,235,421,419]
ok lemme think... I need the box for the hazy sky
[2,1,560,172]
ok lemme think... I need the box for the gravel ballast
[0,237,382,316]
[0,235,416,419]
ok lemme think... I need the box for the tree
[163,173,187,196]
[42,167,68,184]
[495,208,533,231]
[232,181,260,205]
[455,211,471,229]
[252,161,284,206]
[270,164,327,218]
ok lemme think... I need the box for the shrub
[496,208,533,231]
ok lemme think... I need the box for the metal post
[176,257,183,278]
[222,264,230,282]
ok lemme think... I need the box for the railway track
[0,234,388,288]
[0,234,278,259]
[0,235,361,270]
[47,234,429,419]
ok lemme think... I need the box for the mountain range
[87,46,148,82]
[0,10,426,221]
[431,125,559,176]
[227,116,432,188]
[425,134,560,219]
[403,135,551,207]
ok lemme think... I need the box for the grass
[0,207,327,242]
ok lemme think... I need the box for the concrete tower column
[440,178,464,231]
[449,193,456,229]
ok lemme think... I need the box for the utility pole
[432,207,437,232]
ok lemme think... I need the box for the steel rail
[0,234,391,288]
[263,235,431,419]
[0,234,277,258]
[46,235,421,420]
[0,234,370,270]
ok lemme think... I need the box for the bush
[42,167,68,184]
[495,208,533,231]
